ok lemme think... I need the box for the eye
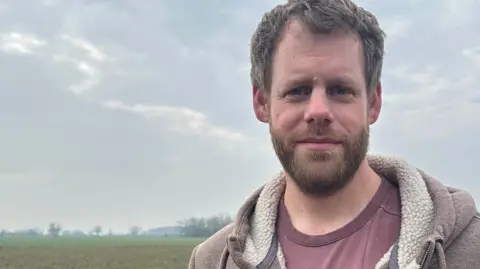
[327,86,352,96]
[286,85,311,96]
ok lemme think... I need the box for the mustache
[279,128,346,146]
[299,126,342,140]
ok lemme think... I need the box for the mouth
[296,137,342,150]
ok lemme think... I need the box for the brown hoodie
[188,155,480,269]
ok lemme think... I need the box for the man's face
[253,21,382,197]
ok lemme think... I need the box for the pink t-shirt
[277,178,401,269]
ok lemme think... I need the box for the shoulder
[188,223,235,268]
[451,214,480,248]
[456,214,480,244]
[196,223,234,255]
[444,214,480,266]
[468,213,480,239]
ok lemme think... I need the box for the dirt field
[0,236,203,269]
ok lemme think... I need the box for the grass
[0,236,204,269]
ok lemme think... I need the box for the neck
[283,159,381,236]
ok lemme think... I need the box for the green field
[0,236,204,269]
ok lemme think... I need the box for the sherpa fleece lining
[241,154,435,269]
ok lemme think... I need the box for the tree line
[177,213,233,237]
[1,213,233,238]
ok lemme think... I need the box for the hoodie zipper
[419,242,433,269]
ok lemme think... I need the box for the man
[188,0,480,268]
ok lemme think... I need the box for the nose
[304,89,333,125]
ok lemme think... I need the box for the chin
[297,148,342,162]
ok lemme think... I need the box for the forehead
[271,20,365,86]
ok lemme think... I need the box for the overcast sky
[0,0,479,232]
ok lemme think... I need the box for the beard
[271,124,370,197]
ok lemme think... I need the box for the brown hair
[250,0,386,94]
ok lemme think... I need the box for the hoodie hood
[225,154,478,269]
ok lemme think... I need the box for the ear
[253,85,269,123]
[367,82,382,125]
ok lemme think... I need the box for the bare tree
[91,225,102,236]
[48,222,62,237]
[129,226,142,236]
[178,213,232,237]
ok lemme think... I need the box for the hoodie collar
[224,154,477,269]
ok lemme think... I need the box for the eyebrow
[324,75,357,87]
[281,74,358,90]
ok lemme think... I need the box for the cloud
[0,32,47,55]
[0,30,111,95]
[382,18,410,42]
[462,46,480,66]
[53,54,101,94]
[372,0,480,142]
[381,62,479,140]
[103,100,246,142]
[52,35,110,94]
[60,35,108,62]
[441,0,477,27]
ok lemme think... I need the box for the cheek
[332,105,367,131]
[271,104,303,130]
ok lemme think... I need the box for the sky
[0,0,479,233]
